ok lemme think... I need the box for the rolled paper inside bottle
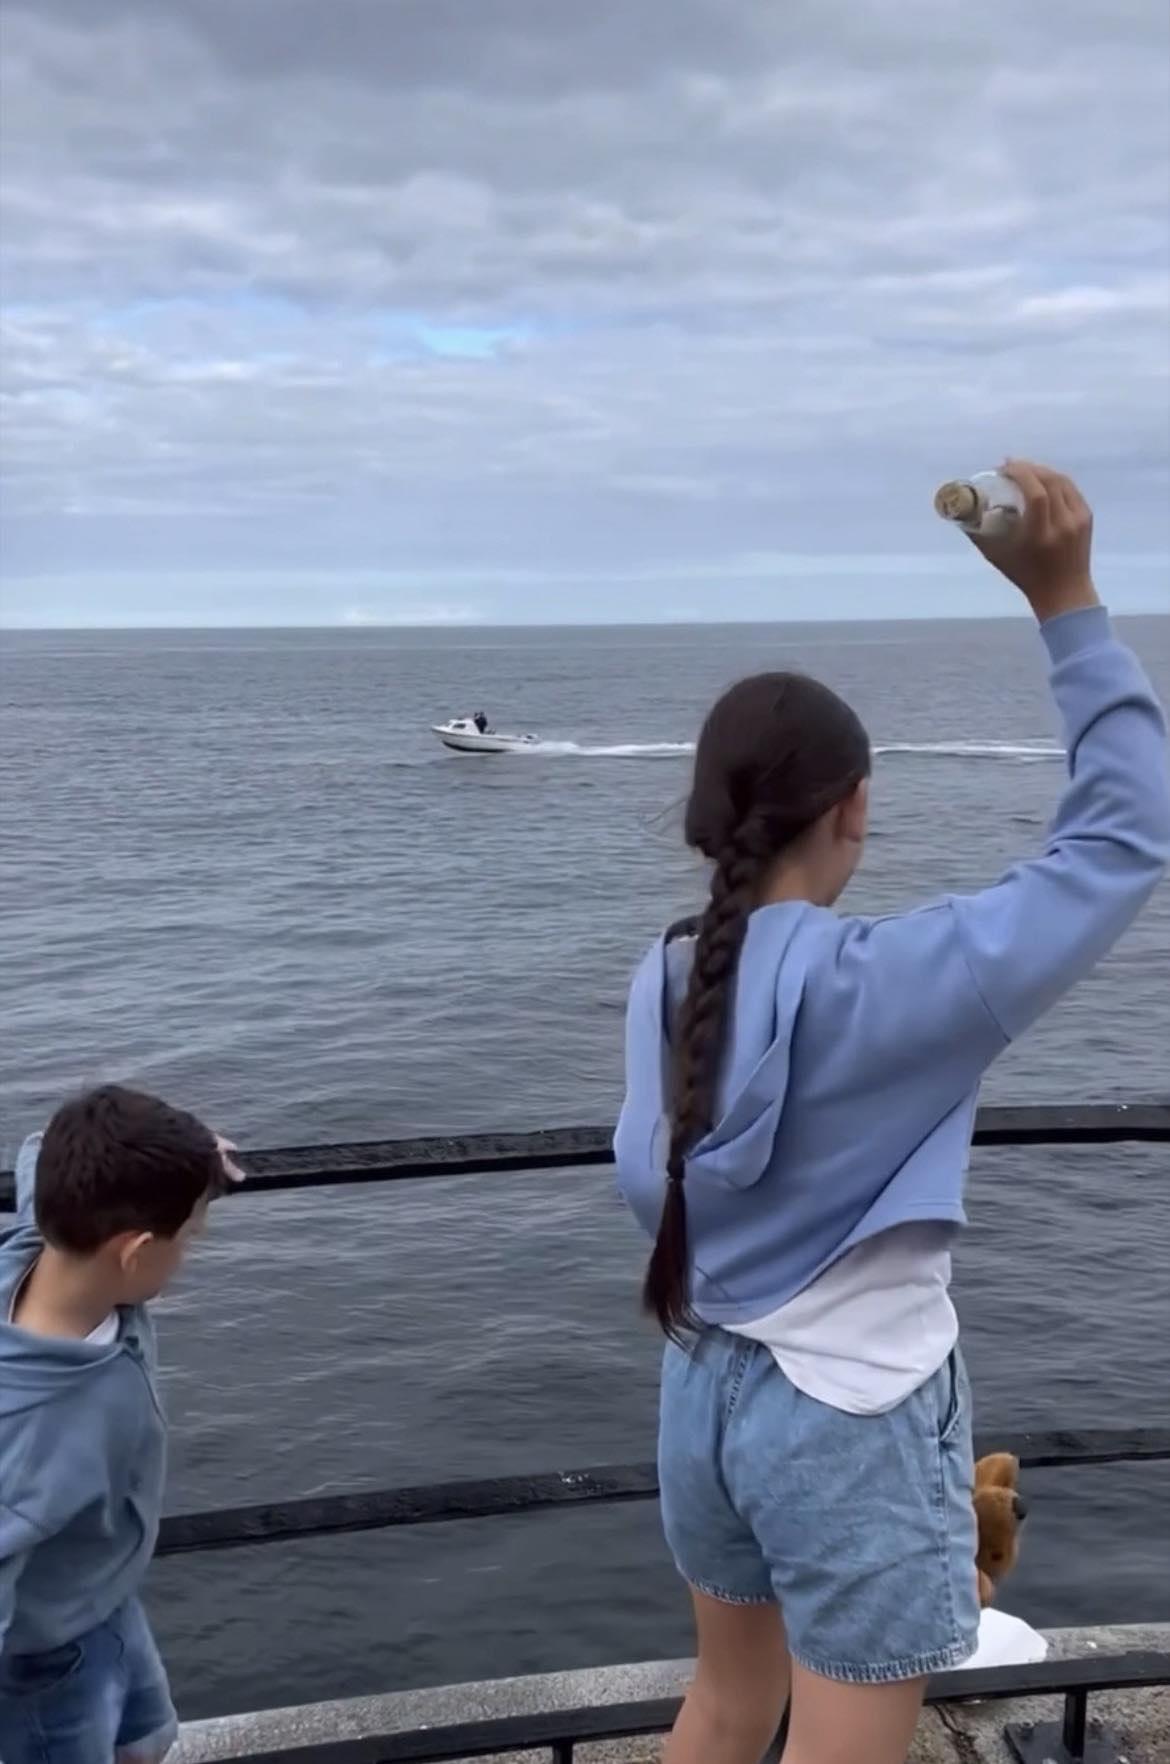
[934,480,980,523]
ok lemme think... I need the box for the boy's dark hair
[36,1084,227,1253]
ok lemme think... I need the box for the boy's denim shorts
[0,1598,177,1764]
[659,1331,980,1683]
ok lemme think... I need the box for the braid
[643,819,772,1338]
[642,668,871,1338]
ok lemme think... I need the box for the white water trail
[874,741,1062,762]
[512,738,1062,762]
[523,740,696,758]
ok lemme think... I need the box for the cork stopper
[934,480,980,524]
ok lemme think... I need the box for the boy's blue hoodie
[616,608,1170,1323]
[0,1134,166,1655]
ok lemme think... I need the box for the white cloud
[0,0,1168,624]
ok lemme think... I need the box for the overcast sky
[1,0,1168,628]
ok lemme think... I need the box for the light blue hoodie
[0,1134,166,1655]
[616,608,1170,1324]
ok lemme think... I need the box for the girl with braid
[615,463,1170,1764]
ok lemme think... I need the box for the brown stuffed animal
[974,1453,1028,1606]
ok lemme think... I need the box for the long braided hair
[643,672,871,1337]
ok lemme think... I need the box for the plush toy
[974,1452,1028,1606]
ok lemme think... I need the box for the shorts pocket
[1,1639,84,1695]
[937,1350,968,1446]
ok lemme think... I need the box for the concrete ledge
[174,1623,1169,1763]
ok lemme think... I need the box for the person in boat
[472,711,489,734]
[614,462,1170,1764]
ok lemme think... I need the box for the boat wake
[524,740,695,758]
[511,739,1062,763]
[874,741,1063,762]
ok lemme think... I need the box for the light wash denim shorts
[659,1331,980,1683]
[0,1598,177,1764]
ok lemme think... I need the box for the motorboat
[432,716,541,754]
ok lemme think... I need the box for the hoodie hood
[0,1135,131,1424]
[0,1248,129,1422]
[617,904,814,1211]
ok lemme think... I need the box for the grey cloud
[1,0,1167,623]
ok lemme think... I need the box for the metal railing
[156,1425,1170,1558]
[4,1102,1169,1210]
[4,1103,1168,1763]
[178,1652,1170,1763]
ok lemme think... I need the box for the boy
[0,1084,241,1764]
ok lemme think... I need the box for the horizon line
[2,609,1168,635]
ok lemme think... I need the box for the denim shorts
[659,1332,980,1683]
[0,1599,177,1764]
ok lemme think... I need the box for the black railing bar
[157,1427,1170,1557]
[158,1463,661,1556]
[3,1104,1167,1210]
[178,1651,1170,1764]
[1,1126,617,1210]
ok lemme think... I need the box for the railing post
[1006,1686,1124,1762]
[1062,1686,1089,1756]
[551,1742,575,1763]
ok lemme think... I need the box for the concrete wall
[174,1623,1169,1763]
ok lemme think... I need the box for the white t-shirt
[726,1221,958,1415]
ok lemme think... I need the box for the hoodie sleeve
[837,608,1170,1085]
[945,607,1170,1039]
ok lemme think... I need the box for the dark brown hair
[644,673,871,1337]
[36,1084,228,1254]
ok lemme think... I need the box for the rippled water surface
[2,617,1167,1718]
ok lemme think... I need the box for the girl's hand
[971,460,1098,623]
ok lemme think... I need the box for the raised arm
[832,465,1169,1088]
[948,462,1169,1033]
[948,603,1169,1037]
